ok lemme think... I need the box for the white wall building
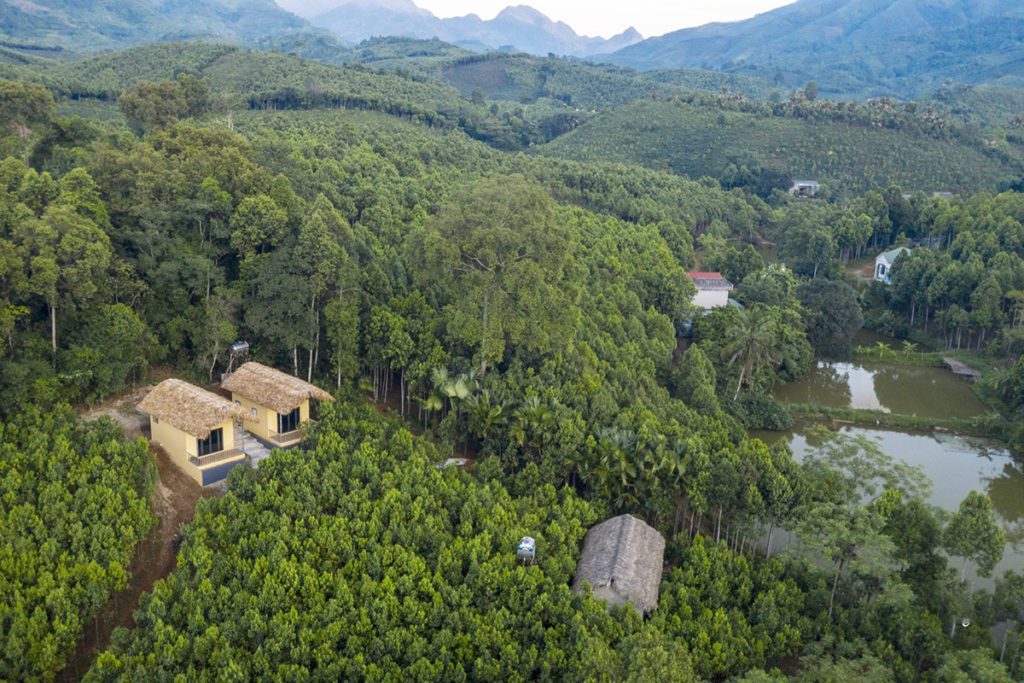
[688,271,734,310]
[874,246,911,284]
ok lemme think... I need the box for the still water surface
[763,353,1023,586]
[774,359,989,419]
[773,427,1024,586]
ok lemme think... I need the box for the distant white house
[688,271,734,310]
[874,246,911,284]
[789,180,820,198]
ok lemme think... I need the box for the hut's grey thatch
[137,379,251,439]
[221,362,335,414]
[572,514,665,616]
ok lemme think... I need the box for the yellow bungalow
[137,379,252,486]
[221,362,334,448]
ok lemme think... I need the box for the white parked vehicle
[516,536,536,564]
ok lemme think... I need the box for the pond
[773,359,989,419]
[758,426,1024,587]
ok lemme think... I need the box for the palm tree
[465,390,508,443]
[512,395,557,455]
[874,341,891,359]
[593,427,640,508]
[723,306,782,400]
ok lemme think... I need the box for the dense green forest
[6,41,1024,194]
[1,407,154,680]
[2,37,1024,681]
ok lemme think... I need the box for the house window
[251,407,257,417]
[278,407,300,433]
[197,428,224,457]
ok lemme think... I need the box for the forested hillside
[537,96,1024,195]
[1,408,155,680]
[1,35,1024,681]
[0,0,306,52]
[5,41,1022,194]
[605,0,1024,99]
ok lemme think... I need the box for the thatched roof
[137,379,250,439]
[572,514,665,615]
[220,362,334,414]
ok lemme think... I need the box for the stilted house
[221,362,334,448]
[137,379,252,486]
[572,514,666,616]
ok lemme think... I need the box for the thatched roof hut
[220,362,334,415]
[572,514,665,616]
[137,379,251,439]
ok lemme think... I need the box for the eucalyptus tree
[944,490,1005,581]
[15,205,111,354]
[407,175,576,375]
[793,428,930,620]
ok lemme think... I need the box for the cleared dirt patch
[59,445,215,681]
[79,384,153,439]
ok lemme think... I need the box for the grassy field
[783,402,1007,441]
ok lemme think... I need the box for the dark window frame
[277,407,300,433]
[197,427,224,457]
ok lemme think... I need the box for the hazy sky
[413,1,796,38]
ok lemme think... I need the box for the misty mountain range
[0,0,642,57]
[605,0,1024,96]
[2,0,1022,97]
[291,0,643,56]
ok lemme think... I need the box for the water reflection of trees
[871,366,934,415]
[873,365,978,418]
[984,461,1024,548]
[801,363,852,408]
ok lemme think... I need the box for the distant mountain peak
[306,0,640,57]
[603,0,1024,97]
[495,5,549,23]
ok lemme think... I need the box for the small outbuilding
[874,246,911,284]
[688,271,734,311]
[137,379,251,486]
[221,362,334,448]
[572,514,666,616]
[789,180,820,198]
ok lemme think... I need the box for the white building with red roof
[687,271,734,311]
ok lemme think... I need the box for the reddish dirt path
[58,446,214,681]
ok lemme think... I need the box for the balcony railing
[188,448,245,468]
[268,429,303,447]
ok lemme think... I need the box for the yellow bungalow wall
[149,415,236,485]
[231,394,309,439]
